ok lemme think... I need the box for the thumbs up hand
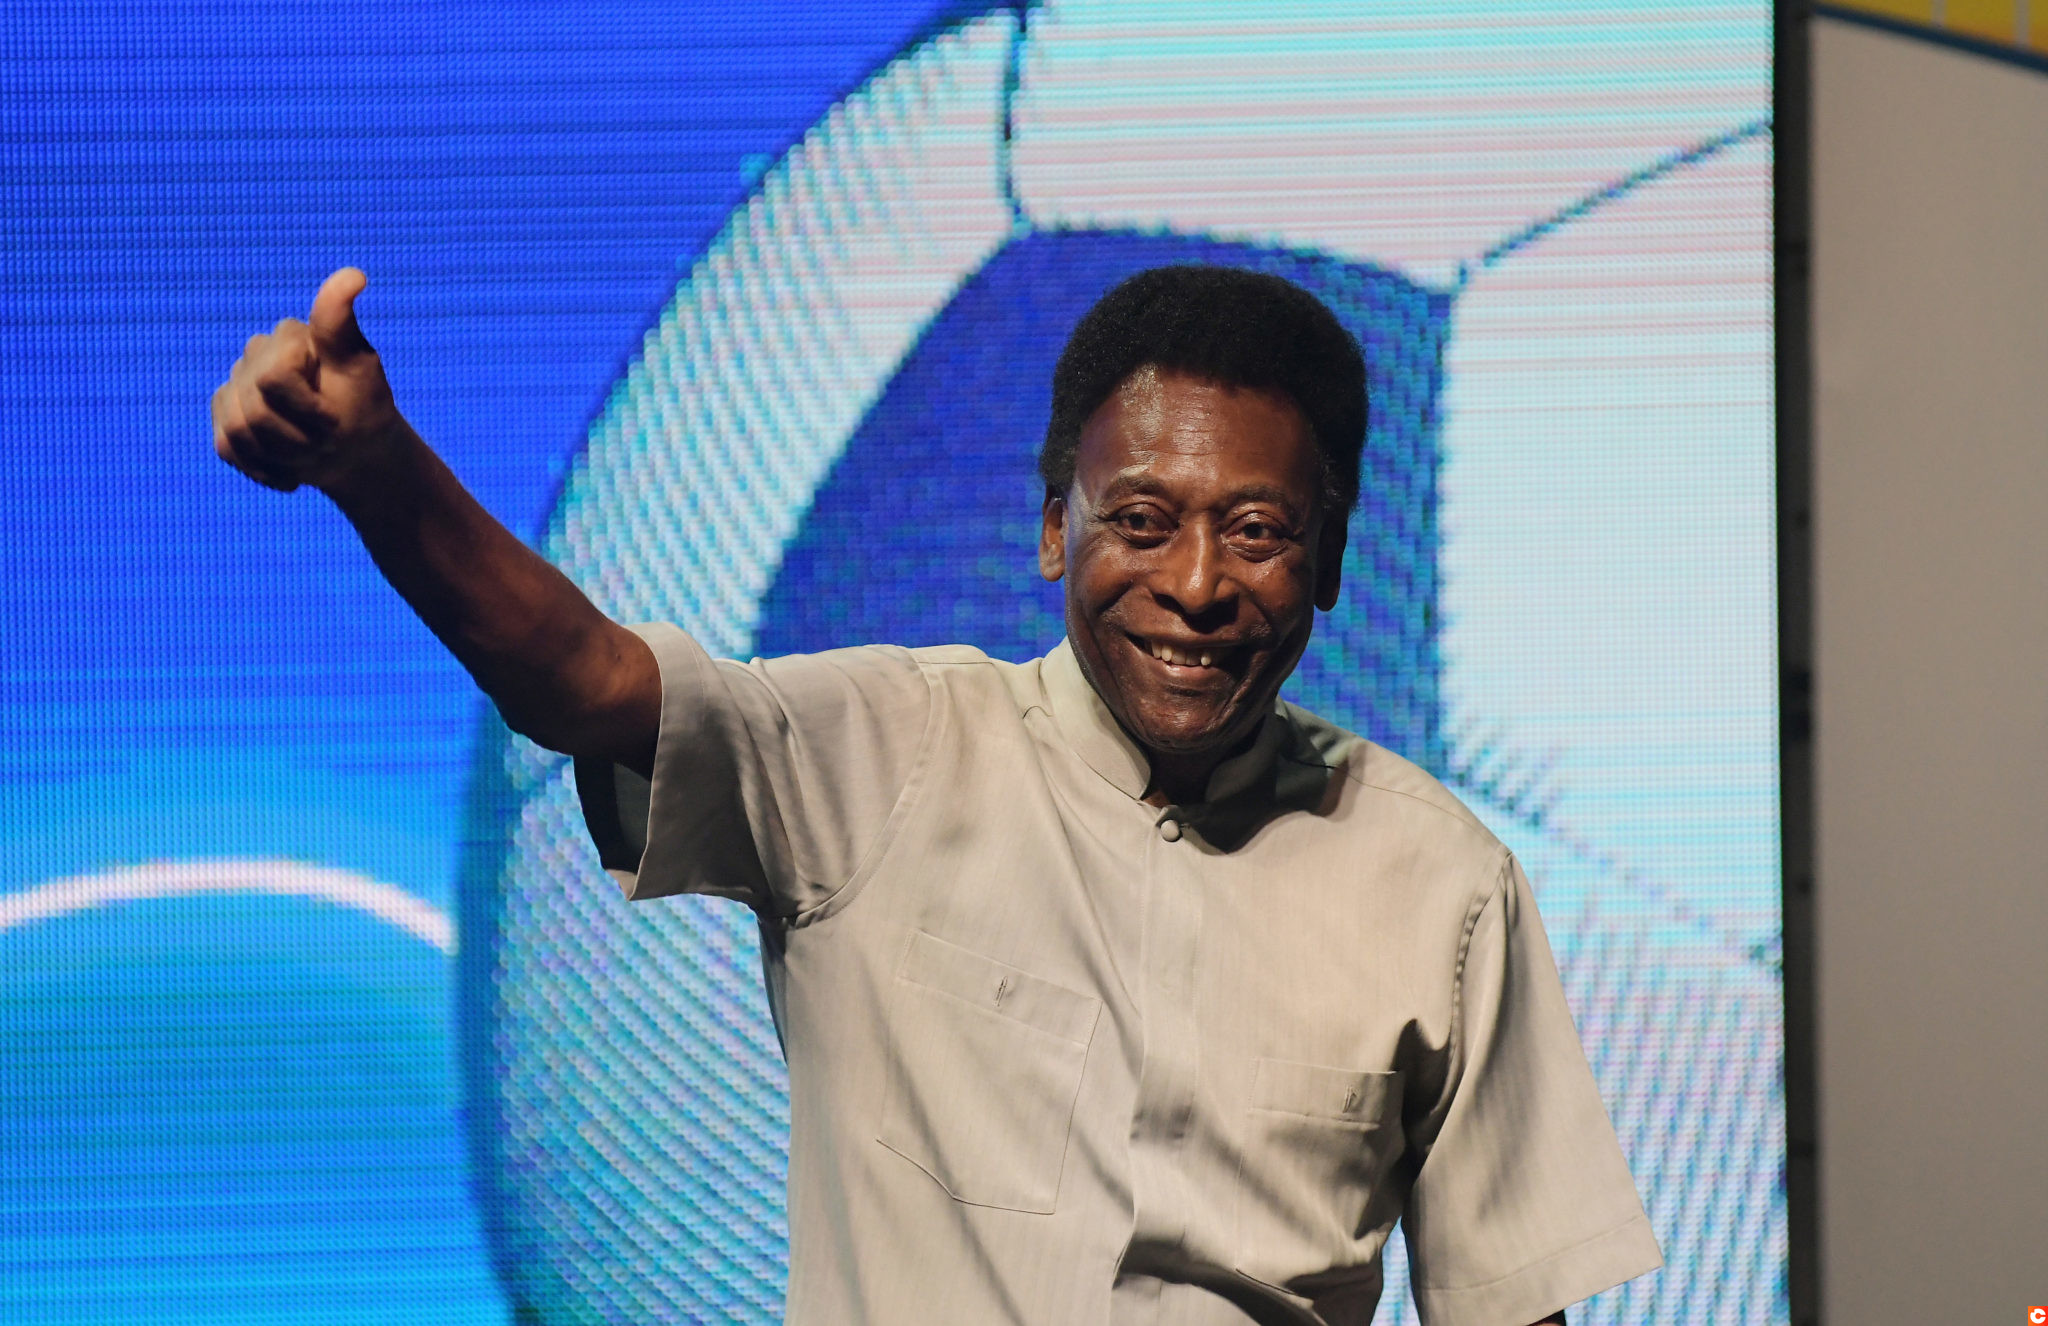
[211,268,408,494]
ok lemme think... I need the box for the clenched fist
[211,267,408,494]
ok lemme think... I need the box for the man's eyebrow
[1094,473,1308,516]
[1223,483,1305,512]
[1096,472,1171,504]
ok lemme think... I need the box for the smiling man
[212,265,1660,1325]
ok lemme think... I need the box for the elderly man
[213,264,1660,1326]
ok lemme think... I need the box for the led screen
[0,2,1780,1321]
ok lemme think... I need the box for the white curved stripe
[0,859,455,955]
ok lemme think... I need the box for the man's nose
[1156,526,1234,617]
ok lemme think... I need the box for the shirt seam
[1444,847,1514,1118]
[1355,776,1493,835]
[1272,714,1493,842]
[1347,767,1496,843]
[781,648,948,930]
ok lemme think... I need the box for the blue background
[1,2,949,1319]
[0,3,1782,1321]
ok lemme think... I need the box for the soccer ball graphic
[461,3,1780,1321]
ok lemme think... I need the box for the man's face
[1039,365,1345,764]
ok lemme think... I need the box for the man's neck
[1141,742,1244,808]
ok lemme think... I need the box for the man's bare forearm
[321,430,657,772]
[211,269,659,776]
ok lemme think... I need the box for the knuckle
[228,382,264,425]
[247,413,296,449]
[254,368,301,398]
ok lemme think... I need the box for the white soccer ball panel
[1011,0,1771,285]
[1438,132,1778,941]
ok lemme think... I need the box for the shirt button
[1158,817,1182,843]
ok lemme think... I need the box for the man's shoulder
[752,640,993,680]
[901,642,1048,695]
[750,643,1048,722]
[1277,700,1500,851]
[903,642,996,667]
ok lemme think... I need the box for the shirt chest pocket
[1235,1059,1404,1288]
[876,931,1101,1214]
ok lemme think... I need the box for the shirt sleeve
[1402,852,1663,1326]
[573,621,934,918]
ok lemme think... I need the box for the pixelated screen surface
[1,1,1778,1322]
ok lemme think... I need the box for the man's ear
[1039,492,1067,584]
[1313,510,1347,611]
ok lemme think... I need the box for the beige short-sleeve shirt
[576,624,1661,1326]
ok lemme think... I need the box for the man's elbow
[498,625,660,776]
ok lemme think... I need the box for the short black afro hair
[1039,265,1367,513]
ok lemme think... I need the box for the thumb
[309,267,373,359]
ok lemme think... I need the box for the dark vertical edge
[1773,3,1820,1324]
[452,708,529,1312]
[997,0,1032,231]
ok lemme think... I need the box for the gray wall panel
[1813,16,2048,1322]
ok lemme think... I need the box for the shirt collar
[1042,637,1288,808]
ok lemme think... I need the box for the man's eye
[1115,509,1165,536]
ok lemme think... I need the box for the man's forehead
[1107,363,1291,420]
[1069,365,1322,505]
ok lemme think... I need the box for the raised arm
[210,268,658,775]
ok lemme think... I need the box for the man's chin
[1120,704,1252,759]
[1080,644,1270,758]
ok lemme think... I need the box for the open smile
[1127,631,1251,676]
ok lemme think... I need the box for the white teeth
[1143,640,1223,668]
